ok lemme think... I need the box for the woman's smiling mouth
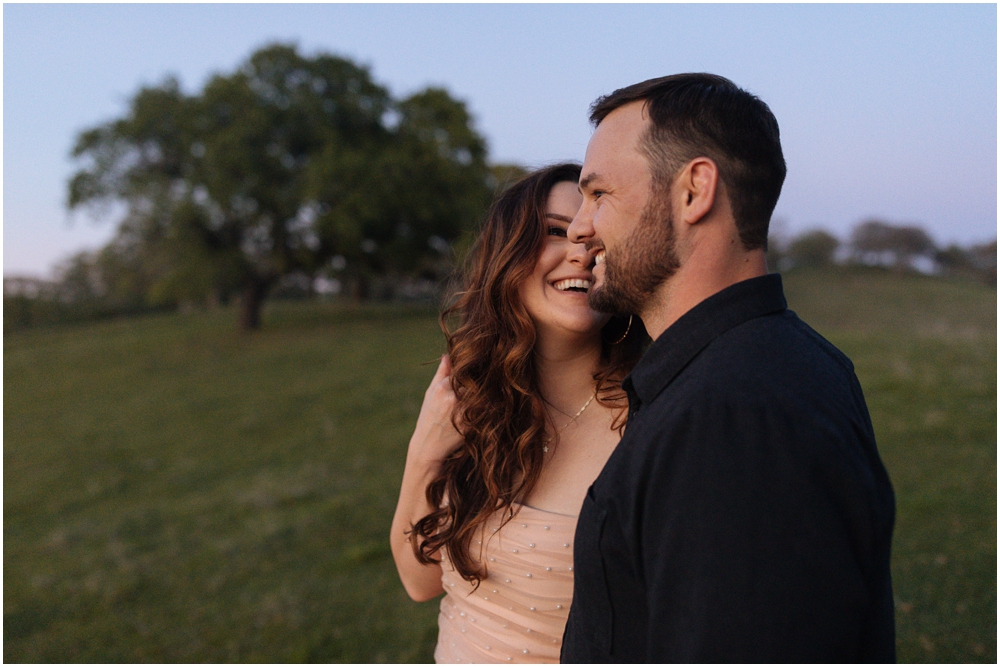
[553,278,592,293]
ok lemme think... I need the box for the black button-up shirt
[561,274,896,663]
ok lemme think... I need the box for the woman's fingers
[426,355,453,397]
[432,354,451,382]
[420,355,457,419]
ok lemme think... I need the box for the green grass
[4,269,996,662]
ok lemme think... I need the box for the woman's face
[519,180,610,340]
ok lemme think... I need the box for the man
[561,74,896,662]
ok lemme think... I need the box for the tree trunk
[239,281,268,332]
[349,274,370,302]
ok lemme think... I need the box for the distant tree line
[9,212,993,333]
[768,219,995,285]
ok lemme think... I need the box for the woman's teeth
[594,251,606,266]
[554,278,592,292]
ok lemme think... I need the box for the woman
[390,163,645,663]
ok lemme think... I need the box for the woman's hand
[390,354,462,602]
[406,354,463,470]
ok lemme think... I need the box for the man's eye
[593,190,605,198]
[547,226,567,237]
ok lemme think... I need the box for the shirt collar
[623,273,788,411]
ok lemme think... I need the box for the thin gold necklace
[543,392,595,453]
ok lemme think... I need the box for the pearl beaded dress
[434,504,576,663]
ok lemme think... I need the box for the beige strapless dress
[434,504,576,663]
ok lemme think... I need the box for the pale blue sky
[4,3,996,278]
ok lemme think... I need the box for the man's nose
[568,201,594,245]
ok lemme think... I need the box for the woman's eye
[547,226,567,237]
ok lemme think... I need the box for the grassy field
[4,267,996,662]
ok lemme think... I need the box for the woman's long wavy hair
[409,163,647,586]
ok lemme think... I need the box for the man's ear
[675,157,719,226]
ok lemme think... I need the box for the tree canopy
[786,229,839,268]
[849,219,936,270]
[68,44,495,329]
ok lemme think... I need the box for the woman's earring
[608,314,633,345]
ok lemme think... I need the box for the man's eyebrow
[579,173,602,191]
[545,213,574,223]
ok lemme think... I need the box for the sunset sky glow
[4,3,996,278]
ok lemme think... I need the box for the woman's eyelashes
[547,226,568,238]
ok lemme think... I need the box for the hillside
[4,268,995,662]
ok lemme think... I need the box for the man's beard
[588,191,681,315]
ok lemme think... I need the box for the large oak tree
[69,44,493,330]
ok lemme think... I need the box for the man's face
[569,101,680,316]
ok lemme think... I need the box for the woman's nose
[566,236,593,267]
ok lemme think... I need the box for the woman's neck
[534,331,603,416]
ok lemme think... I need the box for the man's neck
[641,249,768,340]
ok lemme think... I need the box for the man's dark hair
[590,73,786,250]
